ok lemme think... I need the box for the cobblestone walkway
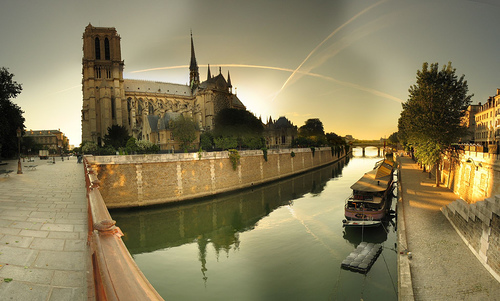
[0,157,87,300]
[399,156,500,300]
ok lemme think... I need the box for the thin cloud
[49,85,80,95]
[273,0,388,100]
[131,63,403,103]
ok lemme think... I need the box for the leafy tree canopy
[399,62,472,146]
[294,118,327,147]
[299,118,325,138]
[0,67,24,158]
[171,115,199,152]
[388,132,399,145]
[214,108,263,138]
[325,132,346,146]
[200,132,214,151]
[213,108,264,149]
[214,136,237,150]
[103,125,131,149]
[398,62,473,184]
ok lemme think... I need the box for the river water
[111,148,398,300]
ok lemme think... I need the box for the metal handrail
[84,157,163,301]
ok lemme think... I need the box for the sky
[1,0,500,146]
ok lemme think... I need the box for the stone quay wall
[442,151,500,204]
[441,195,500,282]
[86,147,346,208]
[439,151,500,282]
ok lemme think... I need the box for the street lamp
[466,158,482,171]
[16,127,22,174]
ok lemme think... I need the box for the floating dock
[341,242,382,273]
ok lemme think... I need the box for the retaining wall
[441,195,500,282]
[86,147,345,208]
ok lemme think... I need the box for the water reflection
[111,150,398,300]
[112,157,349,277]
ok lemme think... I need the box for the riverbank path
[399,155,500,300]
[0,157,87,300]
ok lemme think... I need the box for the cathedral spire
[227,71,232,93]
[207,64,211,80]
[189,30,199,89]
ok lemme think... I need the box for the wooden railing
[84,157,163,301]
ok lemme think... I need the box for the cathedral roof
[198,73,229,91]
[231,94,245,109]
[124,79,192,97]
[268,116,296,129]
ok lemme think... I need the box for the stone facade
[86,147,346,208]
[473,89,500,151]
[24,129,69,152]
[264,116,298,148]
[82,24,245,149]
[441,195,500,282]
[442,151,500,204]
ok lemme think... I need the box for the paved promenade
[0,157,87,300]
[399,155,500,300]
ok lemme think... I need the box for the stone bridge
[350,140,387,157]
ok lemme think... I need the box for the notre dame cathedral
[81,23,245,150]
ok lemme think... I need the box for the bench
[24,165,37,170]
[0,170,14,177]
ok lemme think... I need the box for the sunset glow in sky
[2,0,500,146]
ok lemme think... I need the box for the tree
[325,132,345,146]
[21,136,42,156]
[297,118,326,147]
[387,132,399,146]
[0,67,24,158]
[214,136,238,150]
[135,140,159,154]
[299,118,324,137]
[103,125,131,149]
[213,108,264,149]
[126,137,138,154]
[398,62,473,185]
[200,131,214,151]
[171,115,199,152]
[81,141,98,154]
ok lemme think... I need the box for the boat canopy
[375,160,394,179]
[350,159,394,192]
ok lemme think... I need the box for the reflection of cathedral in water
[112,157,349,281]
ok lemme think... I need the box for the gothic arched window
[95,37,101,60]
[104,38,110,60]
[149,102,154,115]
[111,97,116,119]
[127,98,132,126]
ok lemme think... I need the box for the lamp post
[16,127,22,174]
[466,158,481,171]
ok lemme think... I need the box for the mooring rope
[380,249,398,297]
[330,269,344,301]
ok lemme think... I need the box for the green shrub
[262,147,268,162]
[228,149,240,170]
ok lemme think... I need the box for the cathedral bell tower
[81,23,126,145]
